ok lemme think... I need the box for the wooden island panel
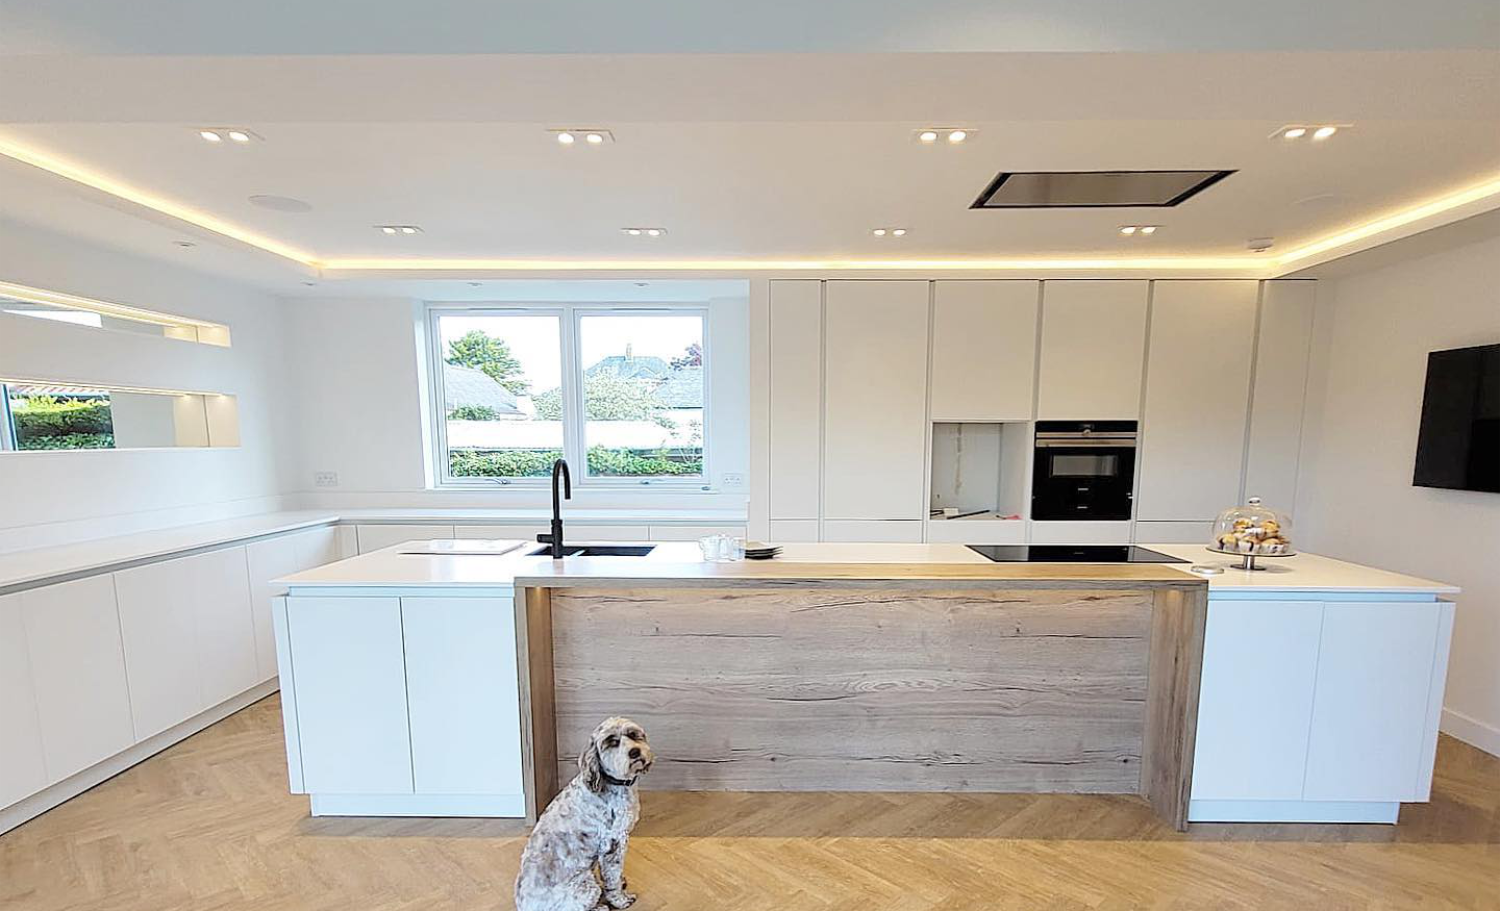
[518,578,1206,828]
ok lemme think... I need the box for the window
[0,382,238,451]
[429,305,708,487]
[1,383,116,450]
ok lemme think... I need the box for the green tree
[445,330,528,395]
[532,374,661,421]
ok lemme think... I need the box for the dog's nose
[628,747,642,760]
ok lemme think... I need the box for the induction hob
[966,545,1188,564]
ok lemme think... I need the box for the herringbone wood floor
[2,695,1498,910]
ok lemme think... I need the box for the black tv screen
[1412,343,1500,493]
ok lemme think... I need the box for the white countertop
[0,511,342,592]
[280,540,1459,595]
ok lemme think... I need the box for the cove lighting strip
[0,280,232,346]
[0,376,220,398]
[2,134,1497,276]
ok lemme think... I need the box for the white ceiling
[4,0,1496,55]
[0,18,1496,288]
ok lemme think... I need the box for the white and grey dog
[515,717,655,911]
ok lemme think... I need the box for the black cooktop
[966,545,1188,564]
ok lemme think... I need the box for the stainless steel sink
[527,544,656,558]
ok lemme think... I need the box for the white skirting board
[1189,799,1400,824]
[309,793,526,817]
[0,679,279,835]
[1441,707,1500,759]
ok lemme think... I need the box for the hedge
[11,397,116,449]
[449,447,702,479]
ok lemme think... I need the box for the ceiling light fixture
[1274,124,1347,141]
[892,228,907,236]
[622,227,666,237]
[198,130,222,143]
[551,128,614,146]
[1282,127,1307,140]
[872,228,887,236]
[1312,125,1338,141]
[227,131,251,143]
[1119,226,1137,235]
[1120,225,1159,236]
[197,128,259,144]
[872,227,907,237]
[914,128,976,145]
[376,225,422,235]
[1246,237,1275,253]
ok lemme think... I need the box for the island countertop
[279,540,1457,595]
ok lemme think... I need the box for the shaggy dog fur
[515,717,654,911]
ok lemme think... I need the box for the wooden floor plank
[1,693,1497,910]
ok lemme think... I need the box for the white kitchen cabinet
[768,520,820,542]
[356,524,454,553]
[1135,281,1259,521]
[0,593,47,808]
[1244,281,1316,509]
[1028,520,1132,545]
[19,576,135,782]
[1036,281,1149,420]
[769,280,823,520]
[1303,602,1443,802]
[821,520,924,543]
[245,526,343,682]
[113,558,205,740]
[191,547,261,708]
[930,281,1038,421]
[402,597,523,795]
[649,525,748,541]
[284,596,413,794]
[1191,600,1323,800]
[823,280,930,521]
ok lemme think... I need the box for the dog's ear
[579,740,604,794]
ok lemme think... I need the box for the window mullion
[559,307,585,476]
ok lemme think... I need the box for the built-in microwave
[1031,421,1138,521]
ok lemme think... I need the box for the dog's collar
[599,769,638,788]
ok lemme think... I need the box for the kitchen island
[273,542,1456,829]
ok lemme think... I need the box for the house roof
[586,354,670,381]
[442,363,522,414]
[652,366,704,408]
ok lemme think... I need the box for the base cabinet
[0,593,48,809]
[1190,595,1453,822]
[277,590,526,816]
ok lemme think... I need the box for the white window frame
[426,302,712,490]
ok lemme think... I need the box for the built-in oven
[1031,421,1138,521]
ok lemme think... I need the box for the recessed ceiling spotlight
[872,227,907,237]
[1273,123,1347,141]
[1139,225,1157,235]
[1282,127,1307,140]
[913,128,976,145]
[1312,125,1338,140]
[1119,226,1137,235]
[376,225,422,235]
[551,128,614,146]
[892,228,907,236]
[197,128,259,144]
[1119,225,1159,236]
[400,226,418,235]
[198,130,223,143]
[227,130,251,143]
[381,226,397,234]
[622,227,666,237]
[872,228,887,236]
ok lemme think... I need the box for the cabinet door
[247,527,345,682]
[930,281,1039,421]
[114,558,205,740]
[823,280,930,520]
[769,280,823,520]
[1136,281,1259,521]
[1244,281,1315,508]
[1303,602,1442,802]
[402,597,522,795]
[0,593,48,807]
[356,524,454,554]
[768,520,820,542]
[1036,281,1149,420]
[20,576,135,781]
[821,520,925,543]
[1191,600,1323,800]
[285,596,412,794]
[190,547,260,708]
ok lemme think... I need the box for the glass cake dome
[1209,497,1294,569]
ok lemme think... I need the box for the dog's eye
[603,736,619,749]
[627,729,644,741]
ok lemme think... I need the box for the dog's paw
[604,889,637,909]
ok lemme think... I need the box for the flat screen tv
[1412,343,1500,493]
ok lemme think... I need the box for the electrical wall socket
[720,472,746,489]
[313,471,339,488]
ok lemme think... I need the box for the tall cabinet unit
[929,281,1038,422]
[822,281,931,540]
[1244,281,1316,510]
[767,280,823,542]
[1135,281,1260,525]
[1036,281,1150,421]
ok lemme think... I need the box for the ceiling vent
[971,170,1234,209]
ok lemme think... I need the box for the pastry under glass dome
[1208,497,1294,570]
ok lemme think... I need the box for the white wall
[282,291,751,511]
[1296,232,1500,756]
[0,218,296,551]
